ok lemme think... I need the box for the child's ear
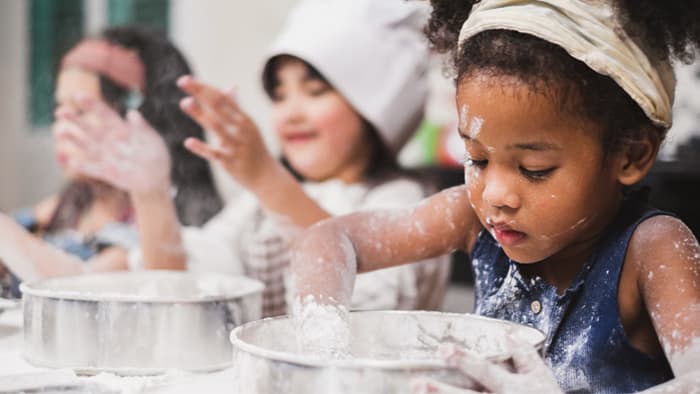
[615,134,660,186]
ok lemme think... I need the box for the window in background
[28,0,169,129]
[108,0,169,32]
[29,0,84,128]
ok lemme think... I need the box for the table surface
[0,307,237,393]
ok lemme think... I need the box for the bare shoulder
[627,217,700,377]
[627,214,699,285]
[629,215,696,260]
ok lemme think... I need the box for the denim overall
[470,197,674,393]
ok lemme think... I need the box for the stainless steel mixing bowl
[230,310,545,393]
[21,270,263,375]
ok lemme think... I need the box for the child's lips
[284,131,317,144]
[491,224,526,246]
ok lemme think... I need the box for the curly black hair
[49,26,223,231]
[425,0,700,157]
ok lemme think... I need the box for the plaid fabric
[239,210,294,317]
[185,179,452,318]
[238,210,451,318]
[0,267,13,299]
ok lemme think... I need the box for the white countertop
[0,307,237,393]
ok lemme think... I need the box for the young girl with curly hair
[290,1,700,392]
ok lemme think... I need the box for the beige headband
[61,39,145,93]
[458,0,676,128]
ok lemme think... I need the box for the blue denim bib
[471,198,674,393]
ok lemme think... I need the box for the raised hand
[53,97,172,196]
[177,75,278,192]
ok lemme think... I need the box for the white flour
[292,295,351,359]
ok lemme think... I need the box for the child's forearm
[291,221,357,307]
[130,190,186,270]
[289,186,476,307]
[248,160,330,228]
[0,213,83,280]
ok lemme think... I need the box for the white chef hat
[262,0,430,154]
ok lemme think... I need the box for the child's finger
[445,347,510,393]
[73,95,127,137]
[506,335,544,374]
[225,86,238,99]
[70,160,110,181]
[125,110,157,136]
[53,104,78,119]
[52,119,92,146]
[53,123,103,164]
[57,107,109,144]
[184,137,234,164]
[177,76,243,123]
[180,97,239,145]
[55,138,90,167]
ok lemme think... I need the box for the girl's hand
[413,340,562,394]
[53,98,172,197]
[177,76,278,193]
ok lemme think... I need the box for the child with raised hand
[291,0,700,392]
[59,0,451,317]
[0,26,222,295]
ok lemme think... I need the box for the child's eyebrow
[458,131,560,152]
[507,141,562,151]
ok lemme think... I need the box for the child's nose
[482,176,521,210]
[277,99,305,125]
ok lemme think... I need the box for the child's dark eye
[520,166,556,181]
[466,158,488,169]
[308,85,330,97]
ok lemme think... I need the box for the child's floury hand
[54,98,172,196]
[177,76,277,192]
[412,341,563,394]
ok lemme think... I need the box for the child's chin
[287,159,327,180]
[502,248,545,264]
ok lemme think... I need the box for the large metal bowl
[230,310,545,393]
[20,271,263,375]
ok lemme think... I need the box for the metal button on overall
[531,300,542,314]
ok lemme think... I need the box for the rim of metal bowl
[19,271,264,304]
[230,310,545,370]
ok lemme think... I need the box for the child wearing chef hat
[60,0,451,317]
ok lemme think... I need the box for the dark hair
[262,55,405,186]
[425,0,700,158]
[48,26,223,231]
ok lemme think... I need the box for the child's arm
[627,216,700,391]
[290,185,482,306]
[54,100,186,270]
[177,76,330,228]
[0,213,128,281]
